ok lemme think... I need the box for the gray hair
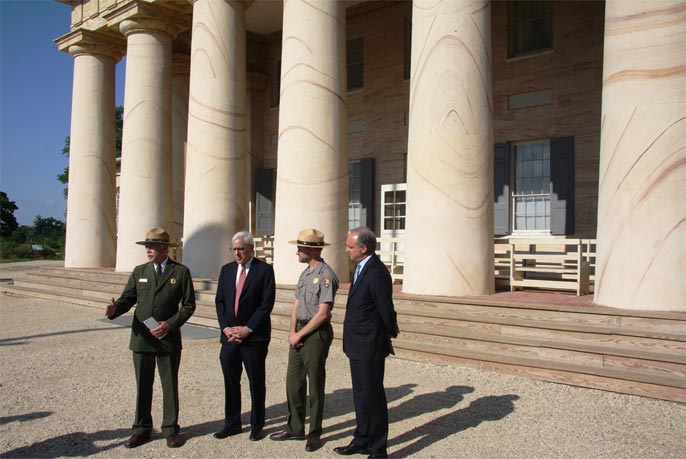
[349,227,377,252]
[232,230,254,246]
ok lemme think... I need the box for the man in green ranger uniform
[105,227,196,449]
[270,228,339,452]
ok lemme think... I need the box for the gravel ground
[1,261,685,458]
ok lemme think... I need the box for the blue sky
[1,0,125,226]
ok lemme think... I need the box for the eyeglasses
[231,247,249,252]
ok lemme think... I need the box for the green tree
[31,216,66,257]
[58,105,124,198]
[33,216,65,240]
[0,191,19,237]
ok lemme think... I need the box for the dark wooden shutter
[255,168,275,235]
[494,143,510,236]
[550,136,574,235]
[360,158,374,228]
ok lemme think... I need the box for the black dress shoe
[334,443,369,455]
[367,453,388,458]
[124,432,151,448]
[270,429,305,441]
[249,429,264,441]
[305,434,322,452]
[213,425,242,439]
[166,433,184,448]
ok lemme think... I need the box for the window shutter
[360,158,374,228]
[550,136,574,235]
[494,143,510,236]
[255,168,275,235]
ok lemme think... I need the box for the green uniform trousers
[285,322,333,436]
[132,350,181,437]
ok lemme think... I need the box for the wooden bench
[254,235,274,264]
[509,238,591,296]
[377,236,404,283]
[494,240,512,288]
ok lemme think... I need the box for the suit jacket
[215,257,276,344]
[110,259,196,353]
[343,253,398,360]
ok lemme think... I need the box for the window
[508,1,553,58]
[271,59,281,108]
[348,158,374,229]
[513,141,550,232]
[494,137,574,236]
[347,37,363,90]
[349,162,362,229]
[383,188,406,231]
[255,169,275,235]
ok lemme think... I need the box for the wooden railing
[253,235,596,294]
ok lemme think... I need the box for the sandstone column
[58,33,123,268]
[595,0,686,311]
[171,52,190,261]
[273,0,349,284]
[115,19,175,271]
[182,0,248,277]
[403,0,494,296]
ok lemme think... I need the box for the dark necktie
[234,265,246,316]
[155,264,161,282]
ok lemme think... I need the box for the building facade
[56,0,685,311]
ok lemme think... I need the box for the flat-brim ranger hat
[288,228,330,247]
[136,227,178,247]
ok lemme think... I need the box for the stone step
[4,267,686,403]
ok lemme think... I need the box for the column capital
[104,1,192,38]
[55,29,126,62]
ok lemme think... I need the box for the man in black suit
[334,227,399,459]
[214,230,276,441]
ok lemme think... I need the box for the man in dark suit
[105,227,196,449]
[334,227,399,459]
[214,230,276,441]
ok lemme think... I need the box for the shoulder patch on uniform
[313,277,319,284]
[323,277,330,287]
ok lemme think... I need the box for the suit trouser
[349,358,388,455]
[132,350,181,436]
[285,322,333,436]
[219,341,269,431]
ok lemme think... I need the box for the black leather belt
[296,319,310,326]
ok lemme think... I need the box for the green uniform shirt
[294,260,339,321]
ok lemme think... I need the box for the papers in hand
[143,317,167,339]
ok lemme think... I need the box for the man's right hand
[105,298,116,318]
[288,332,303,349]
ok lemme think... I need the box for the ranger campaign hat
[135,227,178,246]
[288,228,331,247]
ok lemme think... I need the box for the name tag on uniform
[139,278,148,283]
